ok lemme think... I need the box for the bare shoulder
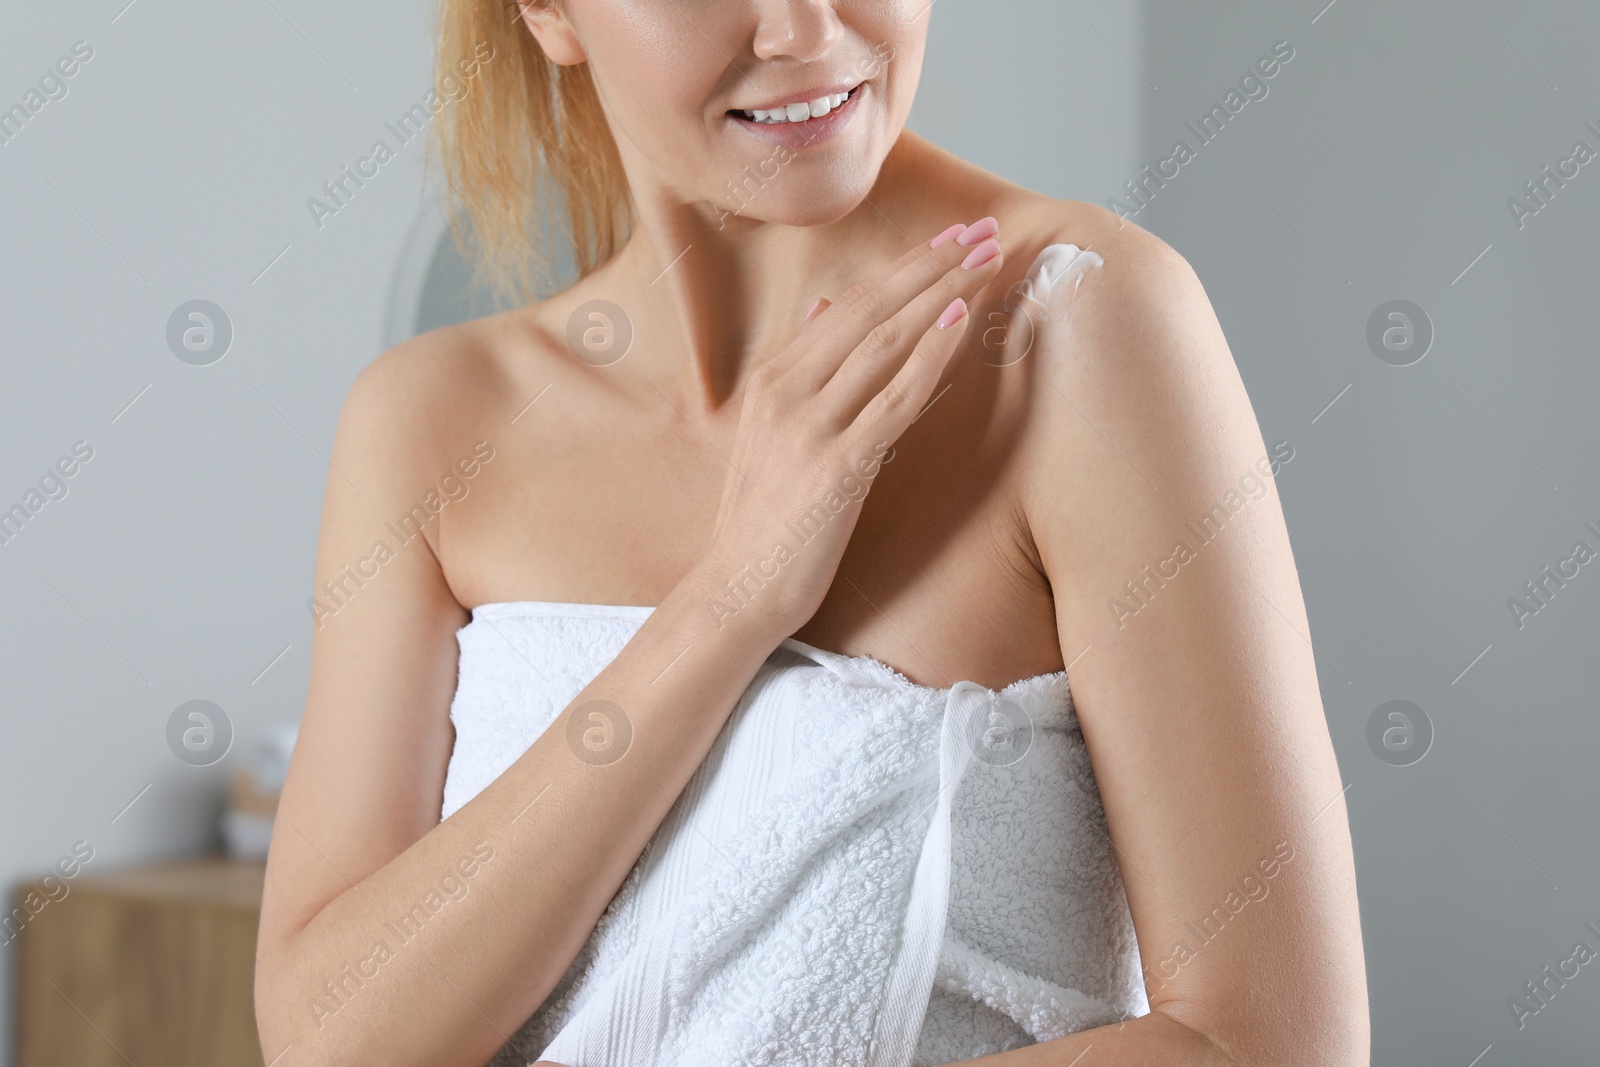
[345,313,515,440]
[997,195,1248,443]
[995,196,1279,588]
[998,195,1214,366]
[336,302,573,477]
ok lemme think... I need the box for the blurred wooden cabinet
[16,858,267,1067]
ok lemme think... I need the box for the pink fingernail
[955,216,999,246]
[935,297,968,329]
[804,296,826,321]
[930,223,966,249]
[960,238,1001,269]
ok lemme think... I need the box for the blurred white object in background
[222,723,299,860]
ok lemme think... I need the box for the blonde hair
[430,0,632,307]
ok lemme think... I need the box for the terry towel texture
[442,601,1148,1067]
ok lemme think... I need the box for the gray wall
[0,0,448,1056]
[3,0,1593,1063]
[1139,1,1599,1063]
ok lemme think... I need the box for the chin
[707,151,889,230]
[763,186,879,228]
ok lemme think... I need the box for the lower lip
[727,85,865,149]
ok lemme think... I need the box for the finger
[826,218,991,320]
[820,221,969,318]
[781,218,995,390]
[846,295,972,449]
[816,236,1003,424]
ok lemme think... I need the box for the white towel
[442,604,1148,1067]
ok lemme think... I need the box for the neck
[608,131,956,413]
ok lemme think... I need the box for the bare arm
[251,343,789,1067]
[253,221,1008,1067]
[942,219,1368,1066]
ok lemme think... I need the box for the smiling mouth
[731,85,862,125]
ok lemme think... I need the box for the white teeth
[739,88,855,124]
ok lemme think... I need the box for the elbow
[253,958,319,1067]
[253,985,375,1067]
[254,941,498,1067]
[253,945,364,1067]
[1153,994,1370,1067]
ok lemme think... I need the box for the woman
[254,2,1368,1065]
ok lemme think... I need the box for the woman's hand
[255,219,1004,1067]
[692,218,1005,642]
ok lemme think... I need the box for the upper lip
[732,81,861,113]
